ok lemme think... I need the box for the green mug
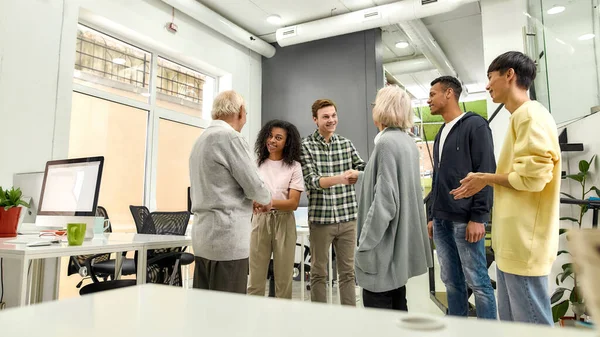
[67,223,86,246]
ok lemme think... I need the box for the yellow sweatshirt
[492,100,561,276]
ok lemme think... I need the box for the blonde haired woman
[355,85,433,310]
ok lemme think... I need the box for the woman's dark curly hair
[255,119,302,167]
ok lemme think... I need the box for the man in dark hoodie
[426,76,497,319]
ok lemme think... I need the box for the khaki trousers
[309,220,357,306]
[248,210,297,299]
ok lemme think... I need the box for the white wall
[480,0,528,159]
[0,0,263,188]
[0,0,65,187]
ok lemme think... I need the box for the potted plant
[0,186,31,237]
[551,155,599,323]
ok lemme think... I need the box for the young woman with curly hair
[248,119,305,299]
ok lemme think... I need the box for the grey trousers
[193,256,249,294]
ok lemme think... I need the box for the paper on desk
[4,237,62,244]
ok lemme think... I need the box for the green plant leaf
[561,270,574,283]
[0,186,29,209]
[559,263,574,283]
[579,159,590,174]
[17,200,30,208]
[570,286,581,303]
[552,300,570,322]
[560,217,579,222]
[582,204,589,215]
[551,287,568,304]
[559,229,569,235]
[592,186,600,197]
[557,250,570,256]
[556,273,563,286]
[566,173,585,183]
[560,192,577,199]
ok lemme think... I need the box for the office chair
[67,206,136,286]
[129,205,152,234]
[79,279,137,295]
[129,206,194,286]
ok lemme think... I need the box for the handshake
[253,200,272,214]
[339,169,360,185]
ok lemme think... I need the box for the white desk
[0,233,192,306]
[0,284,594,337]
[106,233,192,283]
[0,236,145,306]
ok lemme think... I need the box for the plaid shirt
[300,130,366,225]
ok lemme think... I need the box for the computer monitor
[35,157,104,236]
[12,171,44,224]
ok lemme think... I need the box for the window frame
[71,22,217,214]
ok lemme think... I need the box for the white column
[481,0,528,159]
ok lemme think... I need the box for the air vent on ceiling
[362,9,381,21]
[279,26,297,39]
[422,0,438,4]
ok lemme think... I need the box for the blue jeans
[433,219,497,319]
[496,267,553,325]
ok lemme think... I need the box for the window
[74,25,150,102]
[413,99,488,197]
[69,24,215,231]
[156,119,204,211]
[69,92,147,231]
[156,57,215,120]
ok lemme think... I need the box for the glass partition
[526,0,600,124]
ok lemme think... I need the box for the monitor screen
[38,157,104,216]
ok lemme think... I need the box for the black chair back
[129,205,151,233]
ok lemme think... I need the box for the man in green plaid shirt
[301,98,366,306]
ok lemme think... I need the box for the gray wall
[261,29,384,160]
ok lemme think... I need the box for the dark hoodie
[428,112,496,224]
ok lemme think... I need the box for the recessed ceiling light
[547,6,565,15]
[266,15,282,25]
[578,33,595,41]
[112,58,126,65]
[395,41,409,49]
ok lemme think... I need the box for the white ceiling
[196,0,487,99]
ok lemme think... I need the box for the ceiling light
[112,58,126,65]
[579,33,595,41]
[266,15,282,25]
[395,41,409,49]
[547,6,565,15]
[140,92,151,97]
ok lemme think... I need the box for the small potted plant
[0,187,31,237]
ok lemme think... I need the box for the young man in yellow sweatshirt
[450,51,561,325]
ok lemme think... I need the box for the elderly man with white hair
[355,85,433,310]
[189,90,271,294]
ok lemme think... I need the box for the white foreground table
[0,284,594,337]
